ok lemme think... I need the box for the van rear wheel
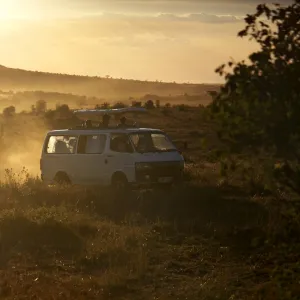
[54,172,71,186]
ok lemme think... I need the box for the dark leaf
[245,14,256,25]
[238,29,248,37]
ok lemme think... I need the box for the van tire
[111,172,129,197]
[54,172,71,186]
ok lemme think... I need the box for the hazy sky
[0,0,292,83]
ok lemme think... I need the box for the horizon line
[0,64,223,86]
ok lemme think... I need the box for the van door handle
[106,155,114,158]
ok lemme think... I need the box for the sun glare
[0,0,31,20]
[0,1,15,19]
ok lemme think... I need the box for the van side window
[77,135,106,154]
[46,136,77,154]
[110,134,133,153]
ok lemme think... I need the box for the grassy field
[0,106,300,299]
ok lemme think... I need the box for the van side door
[105,133,136,183]
[75,134,108,185]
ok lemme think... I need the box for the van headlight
[135,162,152,170]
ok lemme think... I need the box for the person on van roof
[99,114,111,128]
[85,119,92,128]
[117,116,127,128]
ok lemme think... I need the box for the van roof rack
[73,107,147,122]
[67,124,139,130]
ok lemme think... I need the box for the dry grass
[0,171,150,299]
[0,108,300,299]
[0,166,296,299]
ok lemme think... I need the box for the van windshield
[129,132,177,153]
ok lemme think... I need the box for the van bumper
[131,171,184,189]
[134,161,184,187]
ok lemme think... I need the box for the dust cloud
[0,115,47,181]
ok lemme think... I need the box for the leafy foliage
[35,99,47,114]
[144,100,155,109]
[132,101,142,107]
[112,102,128,109]
[2,106,16,118]
[210,0,300,157]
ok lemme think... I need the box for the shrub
[144,100,155,109]
[36,99,47,114]
[132,101,142,108]
[209,0,300,194]
[100,102,110,109]
[3,106,15,117]
[112,102,127,109]
[210,1,300,156]
[176,104,188,112]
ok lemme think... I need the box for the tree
[112,102,127,109]
[210,0,300,156]
[36,99,47,114]
[209,0,300,194]
[177,104,188,112]
[132,101,142,108]
[101,102,110,109]
[31,105,36,114]
[144,100,155,109]
[3,106,15,117]
[55,104,70,119]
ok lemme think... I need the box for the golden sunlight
[0,1,16,19]
[0,0,32,19]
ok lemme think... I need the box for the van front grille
[136,161,183,183]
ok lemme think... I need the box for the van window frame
[128,130,176,153]
[44,134,78,155]
[76,133,107,155]
[109,132,135,154]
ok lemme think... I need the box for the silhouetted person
[117,116,127,128]
[99,114,111,128]
[84,119,92,128]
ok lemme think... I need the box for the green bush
[210,0,300,195]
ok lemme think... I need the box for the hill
[0,65,220,101]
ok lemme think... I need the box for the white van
[40,109,185,190]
